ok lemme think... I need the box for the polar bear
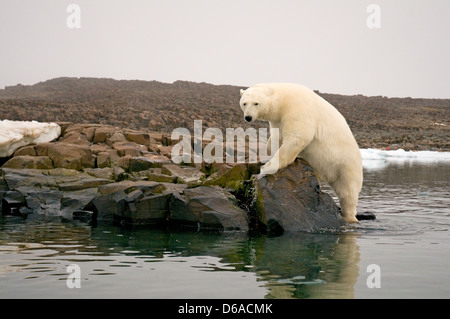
[240,83,362,223]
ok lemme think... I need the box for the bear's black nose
[245,116,252,122]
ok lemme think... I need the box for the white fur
[240,83,362,223]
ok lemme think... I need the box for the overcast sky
[0,0,449,98]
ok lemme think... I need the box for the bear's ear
[240,89,245,96]
[264,87,274,96]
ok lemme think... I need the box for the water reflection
[249,232,360,299]
[0,217,361,299]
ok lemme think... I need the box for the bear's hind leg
[339,196,359,223]
[331,178,360,224]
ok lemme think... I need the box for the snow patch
[360,148,450,170]
[0,120,61,157]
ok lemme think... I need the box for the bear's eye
[254,103,259,106]
[243,103,247,106]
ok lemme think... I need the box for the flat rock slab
[2,155,54,169]
[129,155,171,171]
[162,164,205,185]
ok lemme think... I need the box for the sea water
[0,149,449,299]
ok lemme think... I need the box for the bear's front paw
[260,162,279,175]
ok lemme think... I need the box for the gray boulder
[169,186,249,231]
[249,158,346,234]
[0,168,101,219]
[90,180,186,225]
[90,180,160,223]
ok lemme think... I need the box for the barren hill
[1,77,448,150]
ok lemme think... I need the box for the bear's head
[239,85,274,123]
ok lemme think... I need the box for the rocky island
[0,121,349,234]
